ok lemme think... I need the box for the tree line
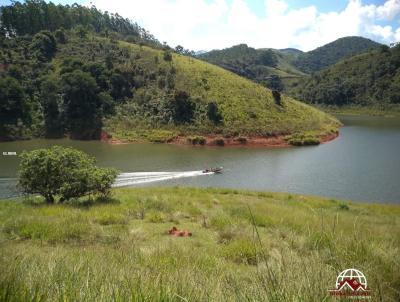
[0,0,160,46]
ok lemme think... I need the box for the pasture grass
[0,187,399,301]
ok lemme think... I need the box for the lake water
[1,115,399,203]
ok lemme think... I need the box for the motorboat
[202,167,223,174]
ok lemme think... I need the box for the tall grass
[0,187,399,301]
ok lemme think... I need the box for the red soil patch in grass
[168,226,192,237]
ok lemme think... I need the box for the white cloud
[370,24,395,40]
[376,0,400,20]
[88,0,400,51]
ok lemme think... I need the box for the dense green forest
[291,45,400,106]
[0,1,338,143]
[0,0,160,46]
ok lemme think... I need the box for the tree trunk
[45,194,54,204]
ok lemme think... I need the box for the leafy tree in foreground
[18,146,118,203]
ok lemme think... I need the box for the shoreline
[317,105,400,117]
[101,131,339,147]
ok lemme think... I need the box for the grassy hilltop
[1,187,399,301]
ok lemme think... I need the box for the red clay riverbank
[101,131,339,147]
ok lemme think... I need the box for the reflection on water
[1,115,399,203]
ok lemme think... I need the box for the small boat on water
[202,167,223,174]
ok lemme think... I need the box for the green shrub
[213,137,225,146]
[287,133,320,146]
[146,130,177,143]
[338,203,350,210]
[187,136,206,145]
[234,136,247,144]
[147,212,165,223]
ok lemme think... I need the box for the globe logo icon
[336,269,367,289]
[329,268,371,297]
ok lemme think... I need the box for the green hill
[290,45,400,108]
[198,37,383,95]
[198,44,305,91]
[278,48,304,57]
[0,1,338,144]
[293,36,382,73]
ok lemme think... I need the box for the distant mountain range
[198,37,382,81]
[198,36,400,108]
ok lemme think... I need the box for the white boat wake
[112,170,213,187]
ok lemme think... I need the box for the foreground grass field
[0,187,399,301]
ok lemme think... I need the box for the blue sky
[1,0,399,51]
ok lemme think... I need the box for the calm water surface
[1,115,399,203]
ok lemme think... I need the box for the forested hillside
[0,1,338,143]
[291,45,400,107]
[198,37,382,97]
[292,36,382,73]
[198,44,305,91]
[198,44,279,80]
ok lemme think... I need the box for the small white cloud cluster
[89,0,400,51]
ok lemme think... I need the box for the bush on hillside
[187,136,206,145]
